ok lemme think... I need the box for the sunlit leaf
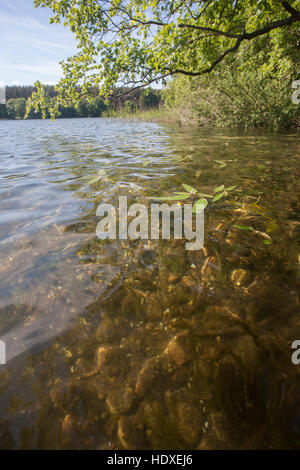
[151,194,190,201]
[197,192,213,198]
[182,184,197,193]
[193,198,208,213]
[233,224,254,231]
[212,191,225,202]
[214,184,225,193]
[88,176,101,184]
[225,185,237,191]
[266,221,278,233]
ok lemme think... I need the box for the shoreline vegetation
[2,24,300,132]
[2,68,300,131]
[2,2,299,131]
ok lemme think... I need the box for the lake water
[0,117,299,449]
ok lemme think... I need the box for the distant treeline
[0,85,161,120]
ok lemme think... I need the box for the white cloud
[20,37,74,52]
[0,13,46,31]
[7,61,62,77]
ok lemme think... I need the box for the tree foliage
[163,22,300,128]
[32,0,300,113]
[0,85,160,120]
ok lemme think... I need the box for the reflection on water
[0,118,299,449]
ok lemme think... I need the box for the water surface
[0,118,299,449]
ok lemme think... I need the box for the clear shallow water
[0,118,299,449]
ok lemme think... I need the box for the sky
[0,0,77,86]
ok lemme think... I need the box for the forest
[0,85,161,120]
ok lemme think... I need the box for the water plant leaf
[182,184,197,193]
[225,185,237,191]
[151,194,190,201]
[214,184,225,193]
[212,191,225,202]
[197,193,213,198]
[193,198,208,214]
[174,192,192,195]
[266,220,278,233]
[233,224,254,231]
[219,163,227,168]
[88,176,101,184]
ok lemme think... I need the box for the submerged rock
[106,387,136,415]
[50,382,83,413]
[96,345,119,369]
[146,293,163,320]
[176,402,203,447]
[135,357,160,398]
[118,415,144,449]
[162,332,192,366]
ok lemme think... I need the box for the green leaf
[212,191,225,202]
[151,194,190,201]
[219,163,227,168]
[98,169,106,176]
[88,176,101,185]
[197,193,213,198]
[233,224,254,231]
[174,191,192,195]
[193,198,208,214]
[225,185,237,191]
[214,184,225,193]
[182,184,197,193]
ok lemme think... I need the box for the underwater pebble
[118,415,144,449]
[163,331,192,366]
[106,387,135,415]
[96,345,118,369]
[231,268,251,287]
[135,357,160,398]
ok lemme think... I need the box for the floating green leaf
[219,163,227,168]
[214,184,225,193]
[88,176,101,185]
[151,194,190,201]
[197,192,213,198]
[193,198,208,214]
[212,191,225,202]
[174,192,192,196]
[233,224,254,231]
[182,184,197,193]
[225,185,237,191]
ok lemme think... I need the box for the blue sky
[0,0,77,86]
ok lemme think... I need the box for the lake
[0,117,299,449]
